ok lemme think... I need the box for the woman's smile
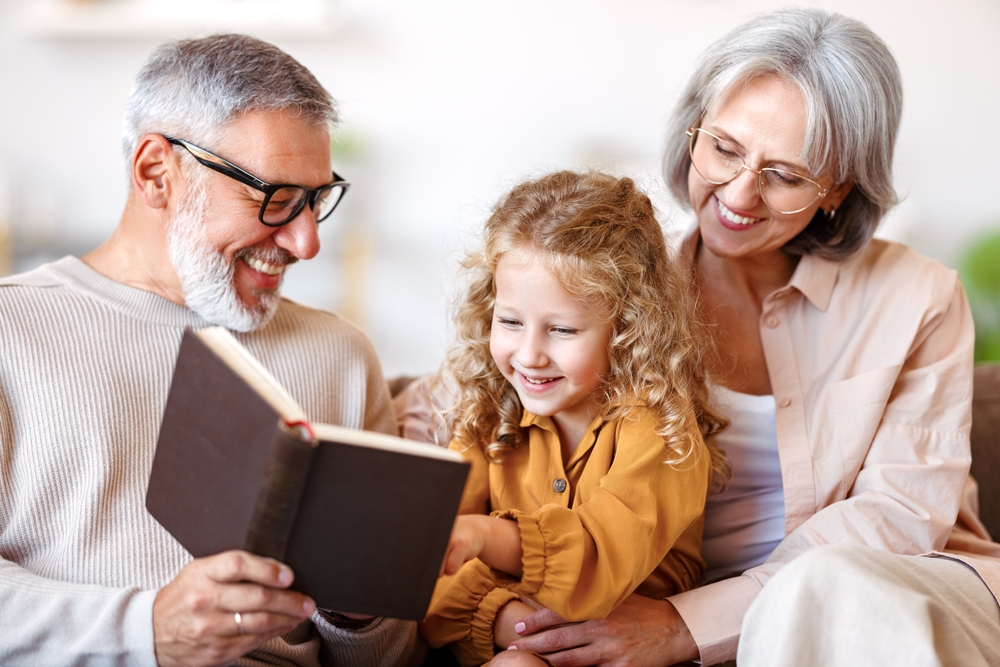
[715,196,765,229]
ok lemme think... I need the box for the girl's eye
[496,317,520,327]
[552,327,577,336]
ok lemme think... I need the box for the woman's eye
[713,140,739,159]
[766,169,805,188]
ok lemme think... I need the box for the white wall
[1,0,998,376]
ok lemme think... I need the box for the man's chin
[242,290,283,330]
[190,289,281,333]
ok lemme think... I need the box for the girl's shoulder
[605,402,658,431]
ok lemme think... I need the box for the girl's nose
[515,332,547,369]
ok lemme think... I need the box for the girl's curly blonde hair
[445,170,729,488]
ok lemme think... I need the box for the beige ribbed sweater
[0,257,421,667]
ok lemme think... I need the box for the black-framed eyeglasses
[164,135,350,227]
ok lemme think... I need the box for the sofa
[972,362,1000,540]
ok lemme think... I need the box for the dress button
[778,397,792,408]
[766,316,779,328]
[553,478,568,493]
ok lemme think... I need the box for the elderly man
[0,35,420,667]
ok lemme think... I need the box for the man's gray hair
[663,8,902,260]
[122,34,338,178]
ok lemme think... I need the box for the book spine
[244,424,315,561]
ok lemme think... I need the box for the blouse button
[553,478,568,493]
[778,397,792,408]
[766,316,780,328]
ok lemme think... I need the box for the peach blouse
[667,232,1000,665]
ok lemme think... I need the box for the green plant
[960,228,1000,362]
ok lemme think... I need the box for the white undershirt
[700,383,785,584]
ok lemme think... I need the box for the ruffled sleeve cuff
[491,508,547,596]
[421,559,520,666]
[467,587,520,661]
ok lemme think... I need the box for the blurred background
[1,0,999,375]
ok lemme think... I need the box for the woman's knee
[748,543,913,628]
[770,543,894,592]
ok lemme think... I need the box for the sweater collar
[46,256,212,329]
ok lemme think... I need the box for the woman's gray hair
[663,8,902,260]
[122,34,338,181]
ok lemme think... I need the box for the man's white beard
[167,183,289,332]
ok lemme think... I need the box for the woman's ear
[131,134,178,210]
[824,180,854,214]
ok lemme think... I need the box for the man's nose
[272,205,321,261]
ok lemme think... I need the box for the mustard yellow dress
[420,407,711,666]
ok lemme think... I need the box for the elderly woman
[398,8,1000,667]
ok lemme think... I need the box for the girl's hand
[440,515,524,577]
[441,515,489,576]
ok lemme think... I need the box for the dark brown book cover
[146,328,469,620]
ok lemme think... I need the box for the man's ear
[131,134,179,210]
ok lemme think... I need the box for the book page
[195,326,307,423]
[311,423,463,462]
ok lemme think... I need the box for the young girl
[420,171,728,666]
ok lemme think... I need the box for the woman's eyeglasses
[687,127,828,215]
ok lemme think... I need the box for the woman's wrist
[662,599,699,661]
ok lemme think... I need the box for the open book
[146,327,469,620]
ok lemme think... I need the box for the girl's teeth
[718,198,760,225]
[525,376,555,384]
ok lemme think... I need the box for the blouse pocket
[828,364,902,484]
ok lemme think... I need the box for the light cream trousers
[738,544,1000,667]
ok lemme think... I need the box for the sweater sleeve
[360,339,400,439]
[506,412,710,621]
[0,369,160,666]
[0,559,159,666]
[312,611,425,667]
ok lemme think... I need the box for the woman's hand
[440,515,523,577]
[506,594,698,667]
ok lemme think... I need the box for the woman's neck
[695,242,800,307]
[692,240,799,396]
